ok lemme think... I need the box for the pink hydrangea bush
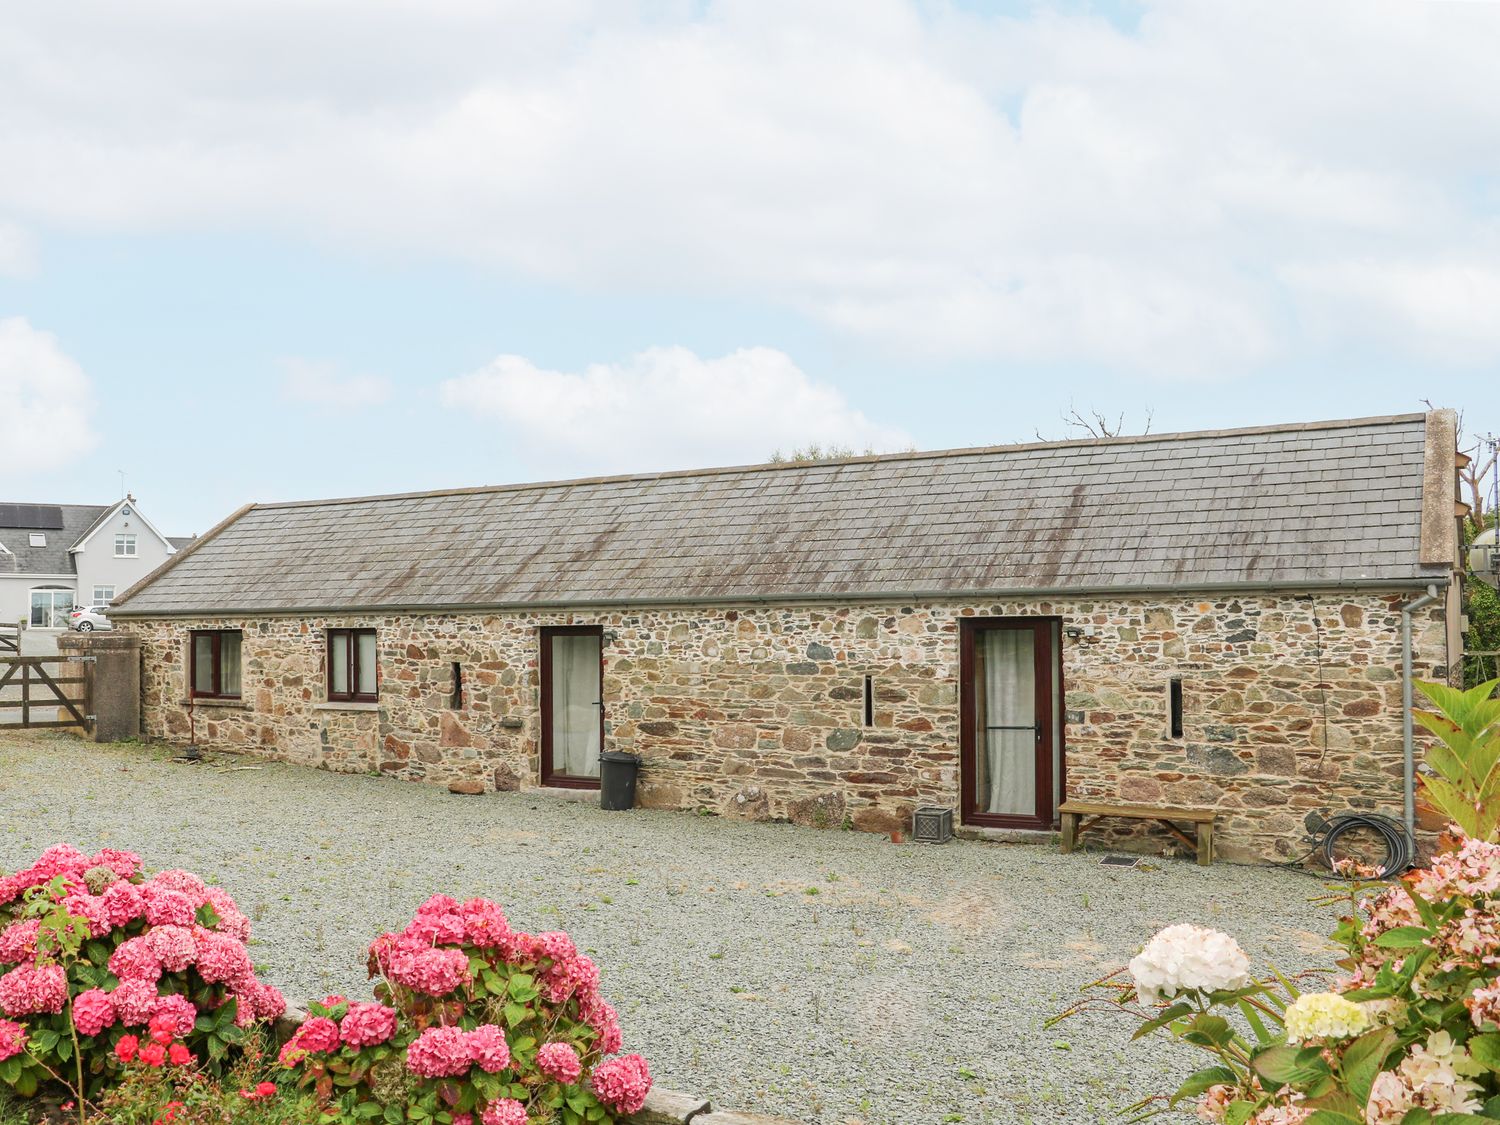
[282,895,651,1124]
[0,843,284,1102]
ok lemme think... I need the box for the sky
[2,0,1498,536]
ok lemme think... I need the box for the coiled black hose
[1319,813,1417,878]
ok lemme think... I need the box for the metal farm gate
[0,656,91,731]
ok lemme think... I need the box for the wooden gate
[0,623,18,655]
[0,657,90,731]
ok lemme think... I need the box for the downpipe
[1402,584,1443,838]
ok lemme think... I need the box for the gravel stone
[0,732,1339,1124]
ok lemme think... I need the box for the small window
[1169,677,1184,739]
[863,675,874,727]
[451,661,463,710]
[28,532,45,548]
[191,631,243,699]
[114,533,137,557]
[328,628,378,703]
[91,585,115,608]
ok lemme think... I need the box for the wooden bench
[1058,800,1216,866]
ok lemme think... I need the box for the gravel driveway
[0,731,1339,1124]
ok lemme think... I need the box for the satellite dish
[1469,528,1500,590]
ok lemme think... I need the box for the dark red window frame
[327,628,378,703]
[189,630,242,700]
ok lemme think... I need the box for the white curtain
[551,634,600,777]
[980,629,1035,816]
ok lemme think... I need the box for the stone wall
[120,589,1450,863]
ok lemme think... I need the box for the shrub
[0,844,286,1116]
[1055,681,1500,1123]
[281,894,652,1124]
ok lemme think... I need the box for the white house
[0,498,189,633]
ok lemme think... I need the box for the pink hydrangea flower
[452,1116,474,1125]
[150,870,209,906]
[64,893,112,938]
[466,1024,511,1073]
[204,887,251,941]
[581,996,622,1055]
[405,894,467,945]
[0,920,41,966]
[339,1002,398,1049]
[247,981,286,1020]
[109,936,163,983]
[150,993,198,1039]
[72,988,116,1037]
[462,898,510,948]
[390,945,469,996]
[90,849,142,880]
[0,1019,26,1062]
[500,930,542,965]
[406,1025,473,1078]
[145,924,196,973]
[537,931,577,965]
[0,963,67,1017]
[100,880,146,927]
[294,1016,341,1054]
[590,1054,652,1116]
[110,979,160,1026]
[480,1100,528,1125]
[193,931,252,986]
[140,883,195,927]
[535,1041,581,1084]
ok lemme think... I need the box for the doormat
[1099,854,1141,868]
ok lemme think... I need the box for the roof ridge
[249,411,1428,513]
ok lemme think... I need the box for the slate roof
[0,504,109,576]
[110,413,1448,616]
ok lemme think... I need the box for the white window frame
[28,532,45,547]
[28,587,73,629]
[114,533,137,558]
[91,585,115,608]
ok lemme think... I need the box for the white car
[70,606,114,632]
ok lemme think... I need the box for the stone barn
[108,411,1466,862]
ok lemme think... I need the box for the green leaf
[1238,999,1276,1044]
[1253,1044,1330,1090]
[1373,926,1431,950]
[1131,1001,1193,1040]
[1181,1014,1236,1049]
[507,973,538,1002]
[1470,1034,1500,1073]
[503,1002,529,1027]
[1168,1066,1237,1106]
[1340,1027,1397,1104]
[1304,1113,1362,1125]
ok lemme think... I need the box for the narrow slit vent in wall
[863,675,874,727]
[451,661,463,710]
[1169,677,1183,739]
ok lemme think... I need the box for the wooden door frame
[958,617,1064,831]
[539,625,604,789]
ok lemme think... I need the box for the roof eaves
[69,499,179,555]
[107,572,1452,619]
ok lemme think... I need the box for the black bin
[599,751,641,811]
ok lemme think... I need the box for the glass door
[540,626,603,788]
[959,618,1061,830]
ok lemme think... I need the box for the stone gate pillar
[56,632,141,743]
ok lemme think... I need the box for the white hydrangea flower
[1283,992,1368,1044]
[1129,923,1251,1005]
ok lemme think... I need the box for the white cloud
[2,2,1500,370]
[0,318,95,473]
[278,358,392,407]
[0,222,35,278]
[440,346,908,474]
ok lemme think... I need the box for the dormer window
[28,533,45,548]
[115,533,137,557]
